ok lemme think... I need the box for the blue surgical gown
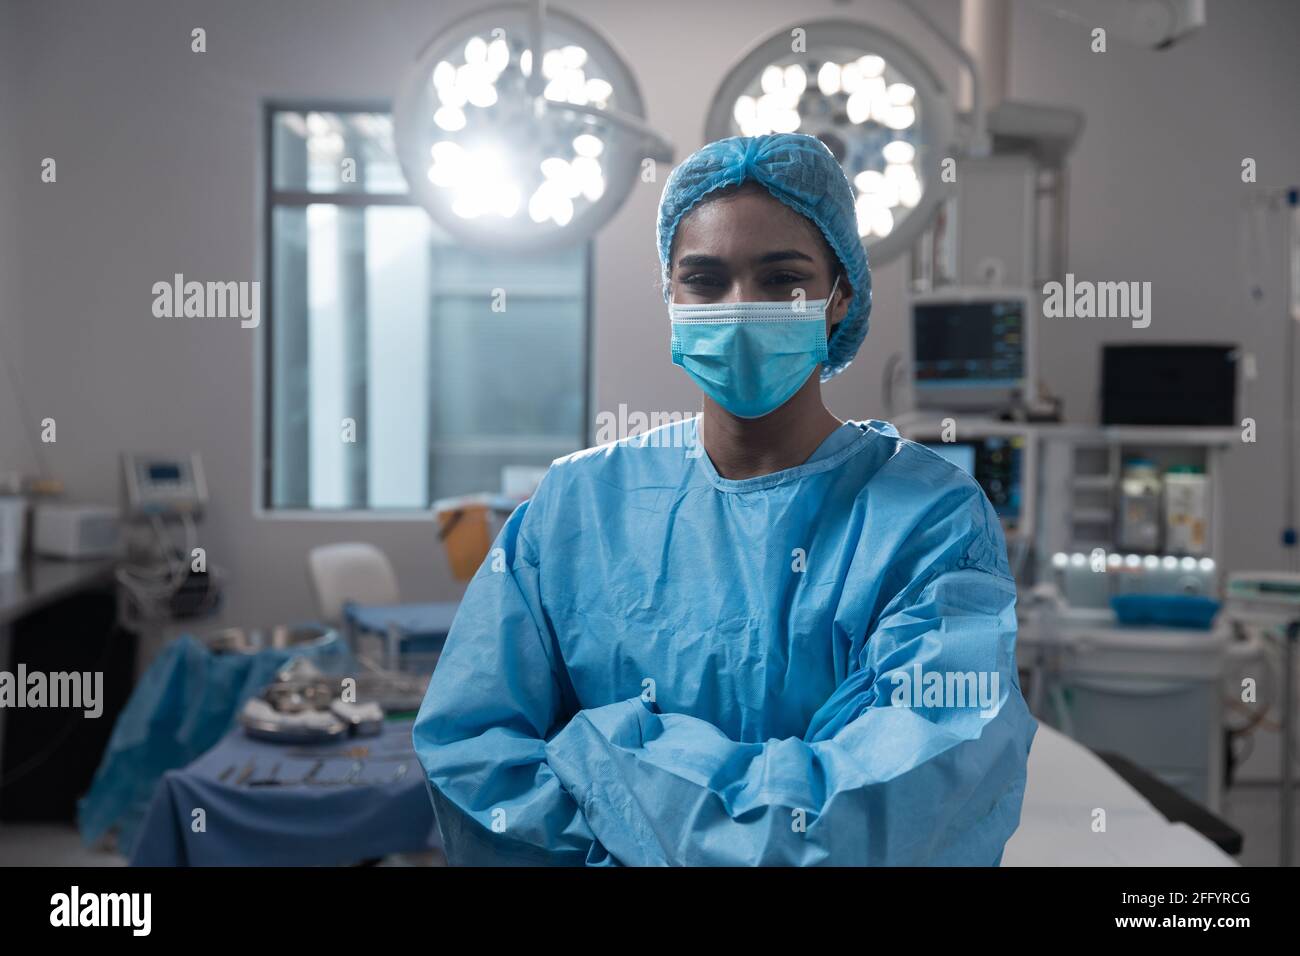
[413,418,1037,865]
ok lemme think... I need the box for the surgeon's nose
[724,278,764,302]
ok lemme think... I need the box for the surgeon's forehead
[672,187,824,267]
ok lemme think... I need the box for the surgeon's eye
[764,271,807,286]
[680,272,726,289]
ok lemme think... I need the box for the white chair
[306,543,400,648]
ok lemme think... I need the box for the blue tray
[1110,594,1220,630]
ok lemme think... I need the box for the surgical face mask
[669,275,841,420]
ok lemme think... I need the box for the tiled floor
[0,786,1293,866]
[1219,782,1298,867]
[0,823,127,866]
[0,823,448,866]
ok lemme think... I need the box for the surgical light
[703,19,958,266]
[394,1,672,252]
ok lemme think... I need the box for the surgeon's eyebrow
[676,249,816,269]
[675,254,725,269]
[754,249,816,265]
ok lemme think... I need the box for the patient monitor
[116,452,221,626]
[122,452,208,518]
[910,288,1035,415]
[923,435,1028,531]
[919,430,1035,541]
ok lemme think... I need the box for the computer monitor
[1101,344,1237,426]
[911,288,1033,412]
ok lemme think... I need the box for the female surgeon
[413,132,1037,866]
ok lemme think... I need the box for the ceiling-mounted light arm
[894,0,988,156]
[543,100,674,162]
[524,0,673,161]
[526,0,546,99]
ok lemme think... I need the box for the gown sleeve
[412,497,612,866]
[541,483,1038,866]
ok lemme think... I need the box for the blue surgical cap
[656,133,873,380]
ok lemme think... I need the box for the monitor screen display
[921,438,1023,520]
[912,299,1025,388]
[147,463,183,483]
[977,436,1022,519]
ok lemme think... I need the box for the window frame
[255,99,594,518]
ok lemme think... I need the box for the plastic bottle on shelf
[1165,465,1210,557]
[1117,459,1162,553]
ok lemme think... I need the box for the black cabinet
[0,587,136,822]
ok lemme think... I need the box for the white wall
[0,0,35,480]
[2,0,1298,644]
